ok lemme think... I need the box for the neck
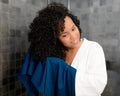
[64,39,83,65]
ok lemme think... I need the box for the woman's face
[58,16,81,50]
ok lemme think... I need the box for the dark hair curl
[28,2,82,62]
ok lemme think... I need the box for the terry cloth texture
[18,49,76,96]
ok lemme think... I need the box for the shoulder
[81,38,105,56]
[84,38,103,51]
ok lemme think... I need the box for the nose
[69,32,76,40]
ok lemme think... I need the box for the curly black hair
[28,2,82,63]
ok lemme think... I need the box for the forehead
[64,16,74,29]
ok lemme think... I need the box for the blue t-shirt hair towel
[17,49,76,96]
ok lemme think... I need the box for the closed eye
[72,26,76,31]
[62,34,67,37]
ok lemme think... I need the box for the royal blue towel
[17,49,76,96]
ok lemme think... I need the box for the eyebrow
[59,32,67,35]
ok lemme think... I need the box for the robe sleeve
[75,43,107,96]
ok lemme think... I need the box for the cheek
[59,38,70,46]
[76,30,80,37]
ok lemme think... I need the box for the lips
[71,39,79,44]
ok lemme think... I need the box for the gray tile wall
[0,0,47,96]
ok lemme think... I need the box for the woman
[18,2,107,96]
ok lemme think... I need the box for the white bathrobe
[71,38,107,96]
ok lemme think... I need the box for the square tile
[1,0,8,4]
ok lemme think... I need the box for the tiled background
[0,0,120,96]
[0,0,48,96]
